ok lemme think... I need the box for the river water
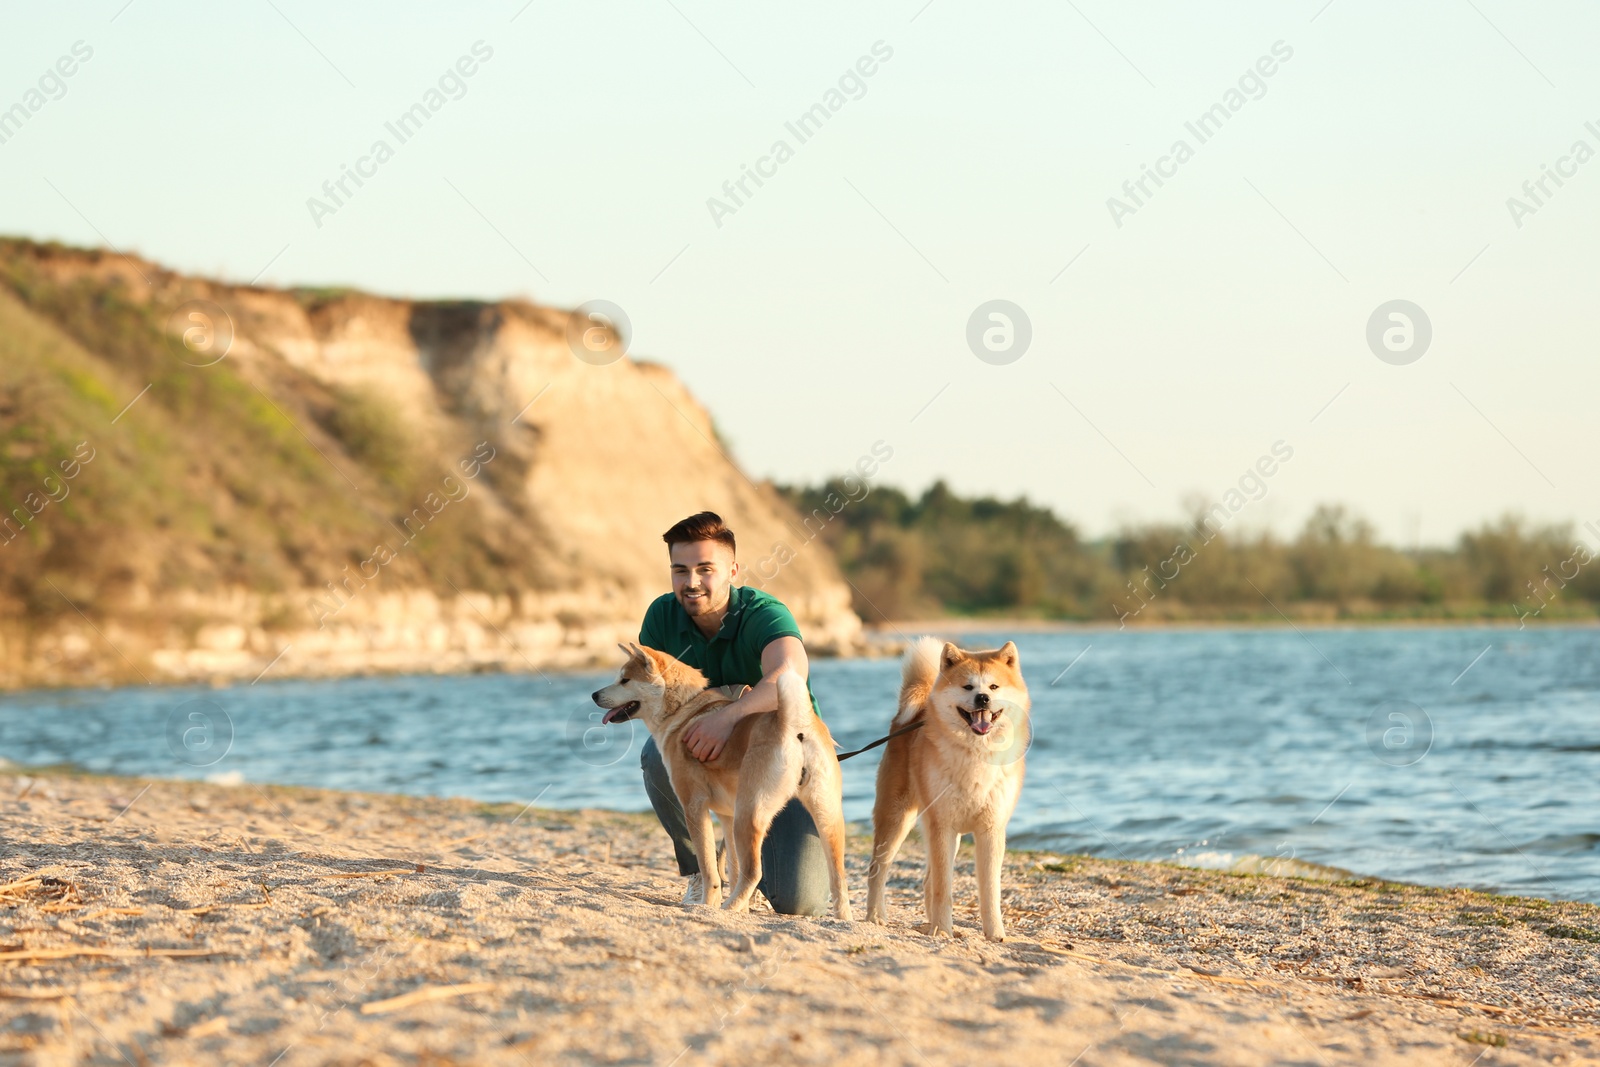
[2,626,1595,903]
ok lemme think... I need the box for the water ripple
[0,625,1596,902]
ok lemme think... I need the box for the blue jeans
[640,735,831,916]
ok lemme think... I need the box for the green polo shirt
[639,584,819,714]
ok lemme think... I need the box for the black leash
[835,720,925,762]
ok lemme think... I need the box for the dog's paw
[984,932,1006,943]
[914,922,952,938]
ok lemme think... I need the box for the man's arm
[681,636,808,763]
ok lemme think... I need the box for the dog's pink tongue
[601,709,621,724]
[971,719,992,735]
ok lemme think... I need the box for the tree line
[778,480,1600,625]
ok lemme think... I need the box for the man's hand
[680,635,809,763]
[683,704,740,763]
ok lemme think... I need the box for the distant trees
[781,480,1101,620]
[777,480,1600,624]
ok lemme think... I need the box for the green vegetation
[1456,909,1514,928]
[779,479,1600,624]
[777,480,1101,619]
[317,386,421,490]
[1038,860,1084,875]
[0,238,550,625]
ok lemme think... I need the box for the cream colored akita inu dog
[592,643,852,919]
[866,637,1030,941]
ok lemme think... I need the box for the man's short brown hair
[662,511,736,555]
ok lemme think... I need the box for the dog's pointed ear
[941,642,964,671]
[618,643,654,677]
[997,641,1019,669]
[635,645,664,681]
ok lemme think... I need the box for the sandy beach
[1,769,1596,1066]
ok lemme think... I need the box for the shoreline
[3,769,1596,1064]
[2,615,1595,694]
[4,760,1591,911]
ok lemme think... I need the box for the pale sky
[3,0,1596,546]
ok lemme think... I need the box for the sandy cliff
[0,239,860,688]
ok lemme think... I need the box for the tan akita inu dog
[592,643,853,919]
[866,637,1030,941]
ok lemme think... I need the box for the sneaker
[681,872,705,906]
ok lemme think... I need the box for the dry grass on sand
[1,770,1597,1066]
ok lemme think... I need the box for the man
[638,511,831,915]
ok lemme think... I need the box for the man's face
[669,539,738,619]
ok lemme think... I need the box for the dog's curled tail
[776,670,811,734]
[893,636,945,726]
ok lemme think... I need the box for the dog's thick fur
[866,637,1029,940]
[592,643,852,919]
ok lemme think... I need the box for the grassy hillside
[781,480,1600,624]
[0,239,552,627]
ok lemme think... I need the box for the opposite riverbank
[7,613,1596,694]
[1,770,1597,1065]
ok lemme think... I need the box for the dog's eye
[988,684,999,691]
[962,684,974,691]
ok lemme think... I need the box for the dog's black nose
[973,691,990,708]
[591,690,603,703]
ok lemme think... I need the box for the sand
[0,770,1596,1066]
